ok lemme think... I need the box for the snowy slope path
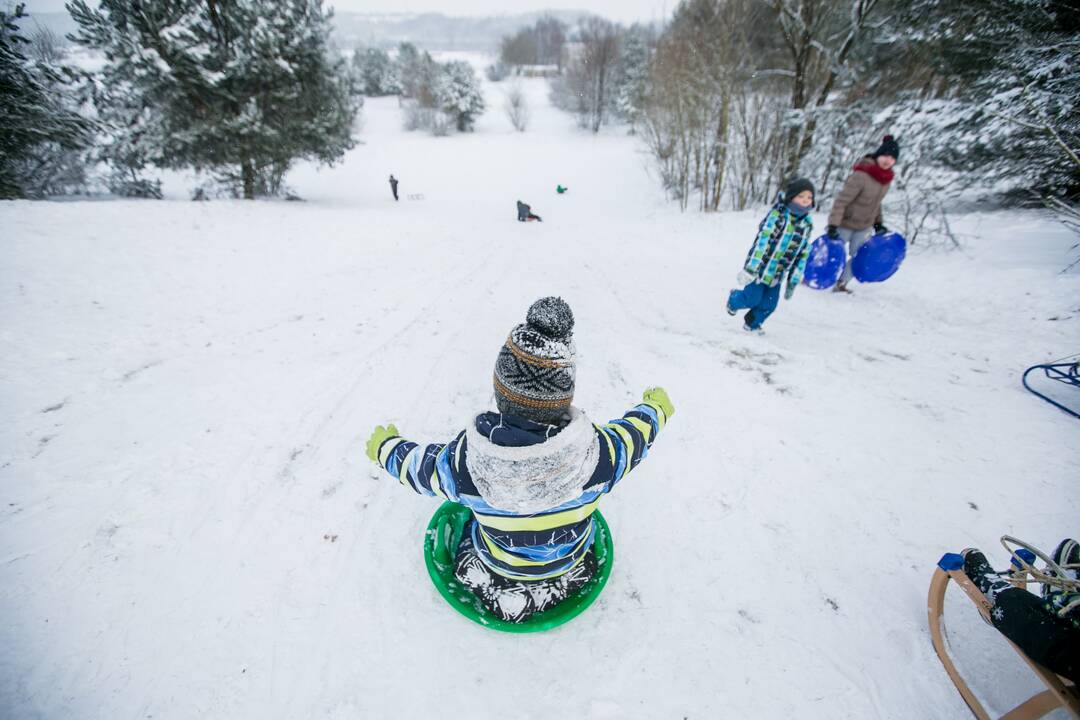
[2,68,1080,719]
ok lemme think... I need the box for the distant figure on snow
[365,297,674,622]
[726,178,815,334]
[827,135,899,293]
[556,185,568,194]
[517,200,542,222]
[389,174,399,202]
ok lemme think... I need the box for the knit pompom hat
[493,297,576,425]
[875,134,900,160]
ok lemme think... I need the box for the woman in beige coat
[827,135,899,293]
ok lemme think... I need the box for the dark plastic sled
[423,501,614,633]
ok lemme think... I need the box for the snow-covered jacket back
[373,399,668,580]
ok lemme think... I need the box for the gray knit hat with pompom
[493,297,576,425]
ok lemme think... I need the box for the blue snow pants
[728,281,781,330]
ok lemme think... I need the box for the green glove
[366,423,399,465]
[643,387,674,419]
[784,285,795,301]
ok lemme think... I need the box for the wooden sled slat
[1000,690,1068,720]
[928,554,1080,720]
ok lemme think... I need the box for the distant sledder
[364,297,673,629]
[516,200,542,222]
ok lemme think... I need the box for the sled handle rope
[928,541,1080,719]
[1000,535,1080,601]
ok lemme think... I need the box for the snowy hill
[1,67,1079,719]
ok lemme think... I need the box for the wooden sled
[928,552,1080,719]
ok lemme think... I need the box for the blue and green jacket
[373,401,668,581]
[743,198,814,293]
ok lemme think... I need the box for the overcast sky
[25,1,674,24]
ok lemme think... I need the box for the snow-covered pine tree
[1,4,95,199]
[353,47,400,97]
[68,0,360,199]
[886,0,1079,200]
[436,60,485,132]
[612,26,651,129]
[398,43,441,107]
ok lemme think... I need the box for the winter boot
[743,323,764,335]
[1044,538,1080,600]
[833,282,853,294]
[1051,539,1080,578]
[962,549,1011,601]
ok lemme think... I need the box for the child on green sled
[365,297,673,623]
[726,178,815,333]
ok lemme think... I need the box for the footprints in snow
[723,347,792,394]
[858,349,912,363]
[121,359,163,383]
[738,608,760,624]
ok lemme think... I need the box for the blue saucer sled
[423,502,614,633]
[802,234,847,289]
[852,231,906,283]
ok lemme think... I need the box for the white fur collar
[464,407,599,514]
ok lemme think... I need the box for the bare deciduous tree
[641,0,777,211]
[28,26,65,64]
[504,81,529,132]
[566,17,620,133]
[771,0,881,179]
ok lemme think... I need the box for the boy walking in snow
[365,297,673,623]
[726,178,815,333]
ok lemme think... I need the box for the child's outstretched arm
[589,387,674,494]
[365,424,464,501]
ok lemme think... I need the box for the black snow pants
[991,588,1080,683]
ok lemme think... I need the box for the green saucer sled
[423,501,614,633]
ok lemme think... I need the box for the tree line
[496,2,1078,224]
[0,1,486,200]
[351,43,485,135]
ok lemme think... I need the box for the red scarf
[853,158,894,186]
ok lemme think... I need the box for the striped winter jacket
[374,400,669,581]
[743,198,814,293]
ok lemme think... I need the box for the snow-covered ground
[2,70,1079,720]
